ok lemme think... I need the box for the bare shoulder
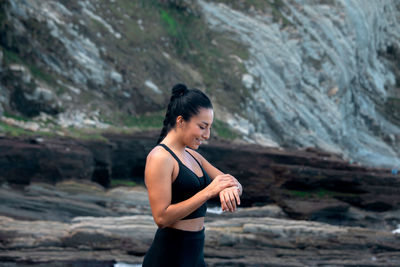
[145,146,175,186]
[145,146,175,174]
[146,145,173,164]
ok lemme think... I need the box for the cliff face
[0,0,249,133]
[199,0,400,167]
[0,0,399,168]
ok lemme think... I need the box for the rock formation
[198,0,400,167]
[1,133,400,231]
[1,0,399,167]
[1,211,400,266]
[1,135,400,266]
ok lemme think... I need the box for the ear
[176,115,185,127]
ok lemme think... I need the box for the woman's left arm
[187,149,243,212]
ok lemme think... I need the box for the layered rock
[198,0,400,168]
[0,132,156,187]
[1,133,400,230]
[1,0,399,169]
[0,214,399,266]
[0,172,399,266]
[0,0,249,130]
[0,181,151,222]
[196,141,400,230]
[0,137,94,185]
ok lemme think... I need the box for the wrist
[237,184,242,195]
[202,188,212,200]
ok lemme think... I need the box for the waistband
[156,226,205,240]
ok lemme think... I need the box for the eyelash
[199,125,212,130]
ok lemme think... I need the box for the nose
[202,128,210,140]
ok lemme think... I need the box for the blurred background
[0,0,399,266]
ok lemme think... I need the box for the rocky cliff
[198,0,400,168]
[0,0,399,168]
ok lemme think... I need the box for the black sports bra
[158,143,212,220]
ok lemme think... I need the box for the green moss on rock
[213,119,240,140]
[212,0,292,27]
[110,179,137,188]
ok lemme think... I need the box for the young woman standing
[142,84,243,266]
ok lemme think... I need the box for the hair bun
[172,83,188,97]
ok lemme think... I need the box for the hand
[206,174,238,199]
[219,186,241,212]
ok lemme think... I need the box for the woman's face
[179,108,213,149]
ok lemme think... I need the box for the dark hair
[156,83,213,144]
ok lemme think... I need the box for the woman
[142,84,243,266]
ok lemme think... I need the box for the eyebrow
[202,121,209,126]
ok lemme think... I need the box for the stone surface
[198,0,400,168]
[0,164,400,266]
[0,181,151,222]
[0,136,94,185]
[0,214,399,266]
[195,140,400,230]
[1,133,400,230]
[0,0,399,168]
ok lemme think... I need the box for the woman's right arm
[145,151,237,228]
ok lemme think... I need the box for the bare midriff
[167,217,205,231]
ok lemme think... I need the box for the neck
[161,130,186,153]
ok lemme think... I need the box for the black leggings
[142,226,206,267]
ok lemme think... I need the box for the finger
[228,179,237,186]
[222,181,236,189]
[226,174,236,181]
[226,175,236,182]
[228,190,236,211]
[219,176,232,182]
[224,191,234,212]
[220,191,230,212]
[220,192,228,212]
[228,176,236,183]
[233,187,241,205]
[219,174,233,180]
[225,183,237,191]
[222,194,229,211]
